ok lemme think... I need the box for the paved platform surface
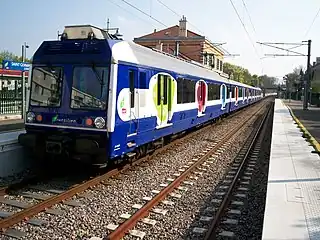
[0,119,24,132]
[262,99,320,240]
[283,99,320,144]
[0,129,25,145]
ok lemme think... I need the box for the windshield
[70,66,109,110]
[30,67,63,107]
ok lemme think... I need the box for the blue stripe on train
[108,101,253,158]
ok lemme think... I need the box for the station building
[0,69,28,91]
[133,16,227,76]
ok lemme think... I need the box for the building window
[203,54,208,65]
[212,55,215,68]
[208,54,213,67]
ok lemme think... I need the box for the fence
[0,88,22,115]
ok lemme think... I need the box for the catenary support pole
[303,40,311,110]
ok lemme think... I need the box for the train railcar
[18,25,262,167]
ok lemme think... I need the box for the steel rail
[204,102,273,240]
[0,99,266,232]
[0,100,257,198]
[105,101,270,240]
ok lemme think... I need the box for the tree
[223,62,278,88]
[259,75,277,88]
[0,50,31,66]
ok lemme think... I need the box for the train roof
[110,40,261,90]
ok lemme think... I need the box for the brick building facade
[133,16,225,73]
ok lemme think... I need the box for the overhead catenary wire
[154,0,234,56]
[229,0,263,74]
[106,0,158,28]
[117,0,212,61]
[120,0,167,27]
[155,0,205,36]
[304,5,320,37]
[229,0,260,58]
[241,0,256,34]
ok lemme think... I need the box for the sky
[1,0,320,81]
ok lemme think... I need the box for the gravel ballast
[0,101,267,240]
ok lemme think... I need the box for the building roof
[0,69,29,77]
[133,25,204,41]
[134,25,225,56]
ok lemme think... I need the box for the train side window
[163,75,168,105]
[139,71,147,89]
[177,78,183,104]
[129,70,135,108]
[208,83,213,101]
[212,83,216,100]
[216,84,220,100]
[239,88,242,97]
[212,84,216,100]
[189,80,195,102]
[182,79,189,103]
[179,78,195,103]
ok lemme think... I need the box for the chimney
[156,41,163,51]
[154,29,156,33]
[179,15,187,37]
[175,41,180,56]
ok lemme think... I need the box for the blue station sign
[2,60,30,71]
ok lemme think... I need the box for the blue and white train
[18,25,262,167]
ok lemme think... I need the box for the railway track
[203,100,273,239]
[104,100,272,240]
[0,100,268,239]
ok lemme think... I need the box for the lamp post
[21,42,29,120]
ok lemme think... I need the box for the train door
[128,69,138,135]
[235,87,239,106]
[242,88,246,103]
[156,74,171,126]
[220,84,227,110]
[197,80,207,114]
[228,86,232,112]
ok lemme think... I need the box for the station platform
[262,99,320,240]
[0,118,24,132]
[283,99,320,149]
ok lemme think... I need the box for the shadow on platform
[283,100,320,144]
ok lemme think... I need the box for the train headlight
[26,112,35,123]
[94,117,105,129]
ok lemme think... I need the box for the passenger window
[177,78,183,104]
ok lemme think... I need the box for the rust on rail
[204,102,272,240]
[0,168,120,230]
[106,101,268,240]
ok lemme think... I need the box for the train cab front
[18,25,116,168]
